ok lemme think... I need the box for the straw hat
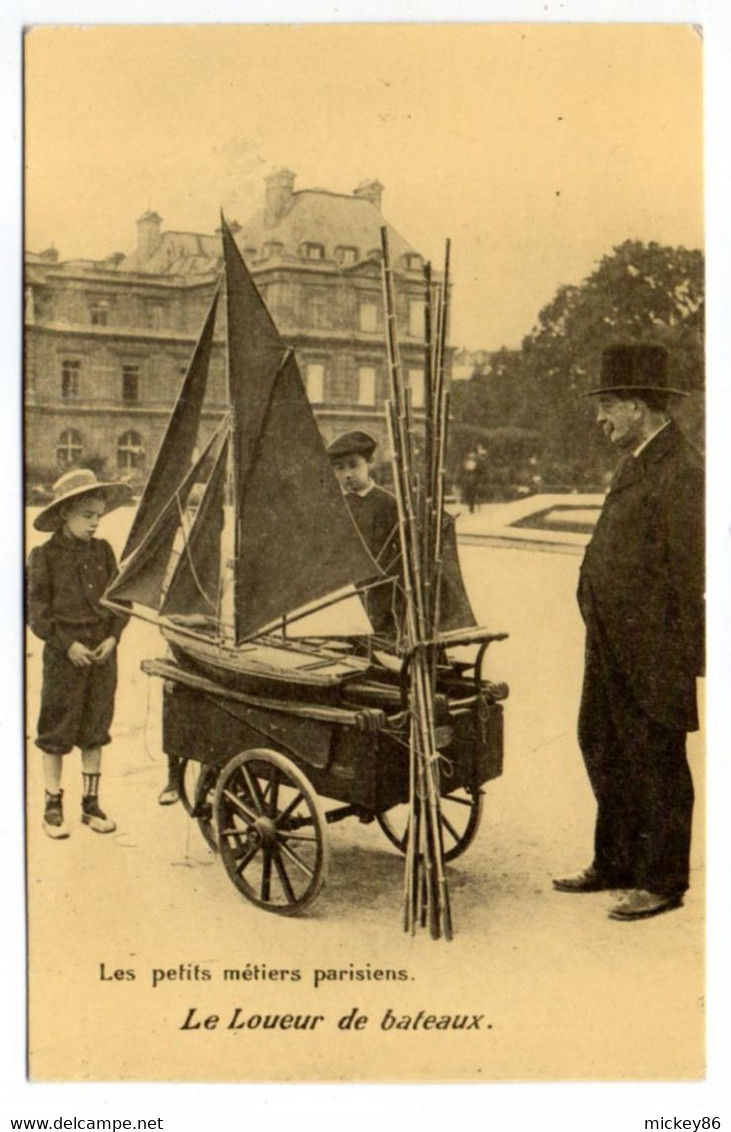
[582,343,689,398]
[33,468,133,532]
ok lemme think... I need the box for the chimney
[353,179,384,211]
[136,210,163,261]
[265,169,295,227]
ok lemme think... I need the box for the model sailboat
[103,217,478,700]
[103,218,390,696]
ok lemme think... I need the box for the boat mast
[220,243,237,643]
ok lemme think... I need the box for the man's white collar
[633,419,670,458]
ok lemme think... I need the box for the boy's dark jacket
[26,532,129,654]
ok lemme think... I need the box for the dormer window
[404,253,423,272]
[263,241,284,259]
[367,249,383,263]
[301,242,325,261]
[336,246,359,265]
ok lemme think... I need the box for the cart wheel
[376,786,484,862]
[214,749,328,915]
[176,758,219,853]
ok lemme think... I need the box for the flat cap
[326,430,377,459]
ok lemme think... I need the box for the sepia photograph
[17,15,718,1098]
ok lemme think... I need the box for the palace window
[305,364,325,404]
[122,364,140,404]
[61,359,80,399]
[306,289,330,329]
[90,302,109,326]
[407,368,426,409]
[56,429,83,468]
[117,430,144,471]
[146,304,165,330]
[359,301,378,332]
[408,300,425,338]
[357,366,376,406]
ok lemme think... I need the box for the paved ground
[24,507,705,1082]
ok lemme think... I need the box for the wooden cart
[142,629,507,916]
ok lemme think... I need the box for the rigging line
[173,491,219,613]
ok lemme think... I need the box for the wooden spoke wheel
[376,785,484,862]
[213,749,328,915]
[176,758,219,853]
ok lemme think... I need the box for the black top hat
[582,343,689,398]
[326,430,378,459]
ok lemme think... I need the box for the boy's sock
[81,773,116,834]
[158,755,180,806]
[43,789,69,839]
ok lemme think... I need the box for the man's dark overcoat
[577,420,704,894]
[579,420,704,730]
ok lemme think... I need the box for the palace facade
[25,170,442,486]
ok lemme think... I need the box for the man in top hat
[326,430,400,637]
[553,343,704,920]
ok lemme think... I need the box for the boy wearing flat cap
[553,344,704,920]
[27,469,132,838]
[327,430,400,637]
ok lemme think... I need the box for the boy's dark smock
[27,532,129,754]
[577,420,704,895]
[344,485,400,635]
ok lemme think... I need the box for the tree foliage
[450,240,704,492]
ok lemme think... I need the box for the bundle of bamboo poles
[380,226,453,940]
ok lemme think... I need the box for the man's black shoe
[552,866,615,893]
[608,889,683,921]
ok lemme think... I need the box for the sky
[24,23,703,351]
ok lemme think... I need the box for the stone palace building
[25,170,443,485]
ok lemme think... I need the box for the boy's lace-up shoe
[158,782,179,806]
[43,791,70,839]
[81,797,116,834]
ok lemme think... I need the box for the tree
[520,240,704,483]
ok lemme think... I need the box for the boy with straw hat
[26,469,132,838]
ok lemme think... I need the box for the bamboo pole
[381,226,454,940]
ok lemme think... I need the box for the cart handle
[397,630,508,707]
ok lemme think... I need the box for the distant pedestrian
[553,344,704,920]
[26,469,132,838]
[462,454,478,514]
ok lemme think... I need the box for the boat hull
[162,624,372,705]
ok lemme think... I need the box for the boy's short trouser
[36,643,118,755]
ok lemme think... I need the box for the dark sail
[104,432,221,611]
[121,286,220,561]
[233,351,381,642]
[437,514,478,632]
[221,219,287,502]
[161,434,228,619]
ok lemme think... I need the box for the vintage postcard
[23,22,707,1085]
